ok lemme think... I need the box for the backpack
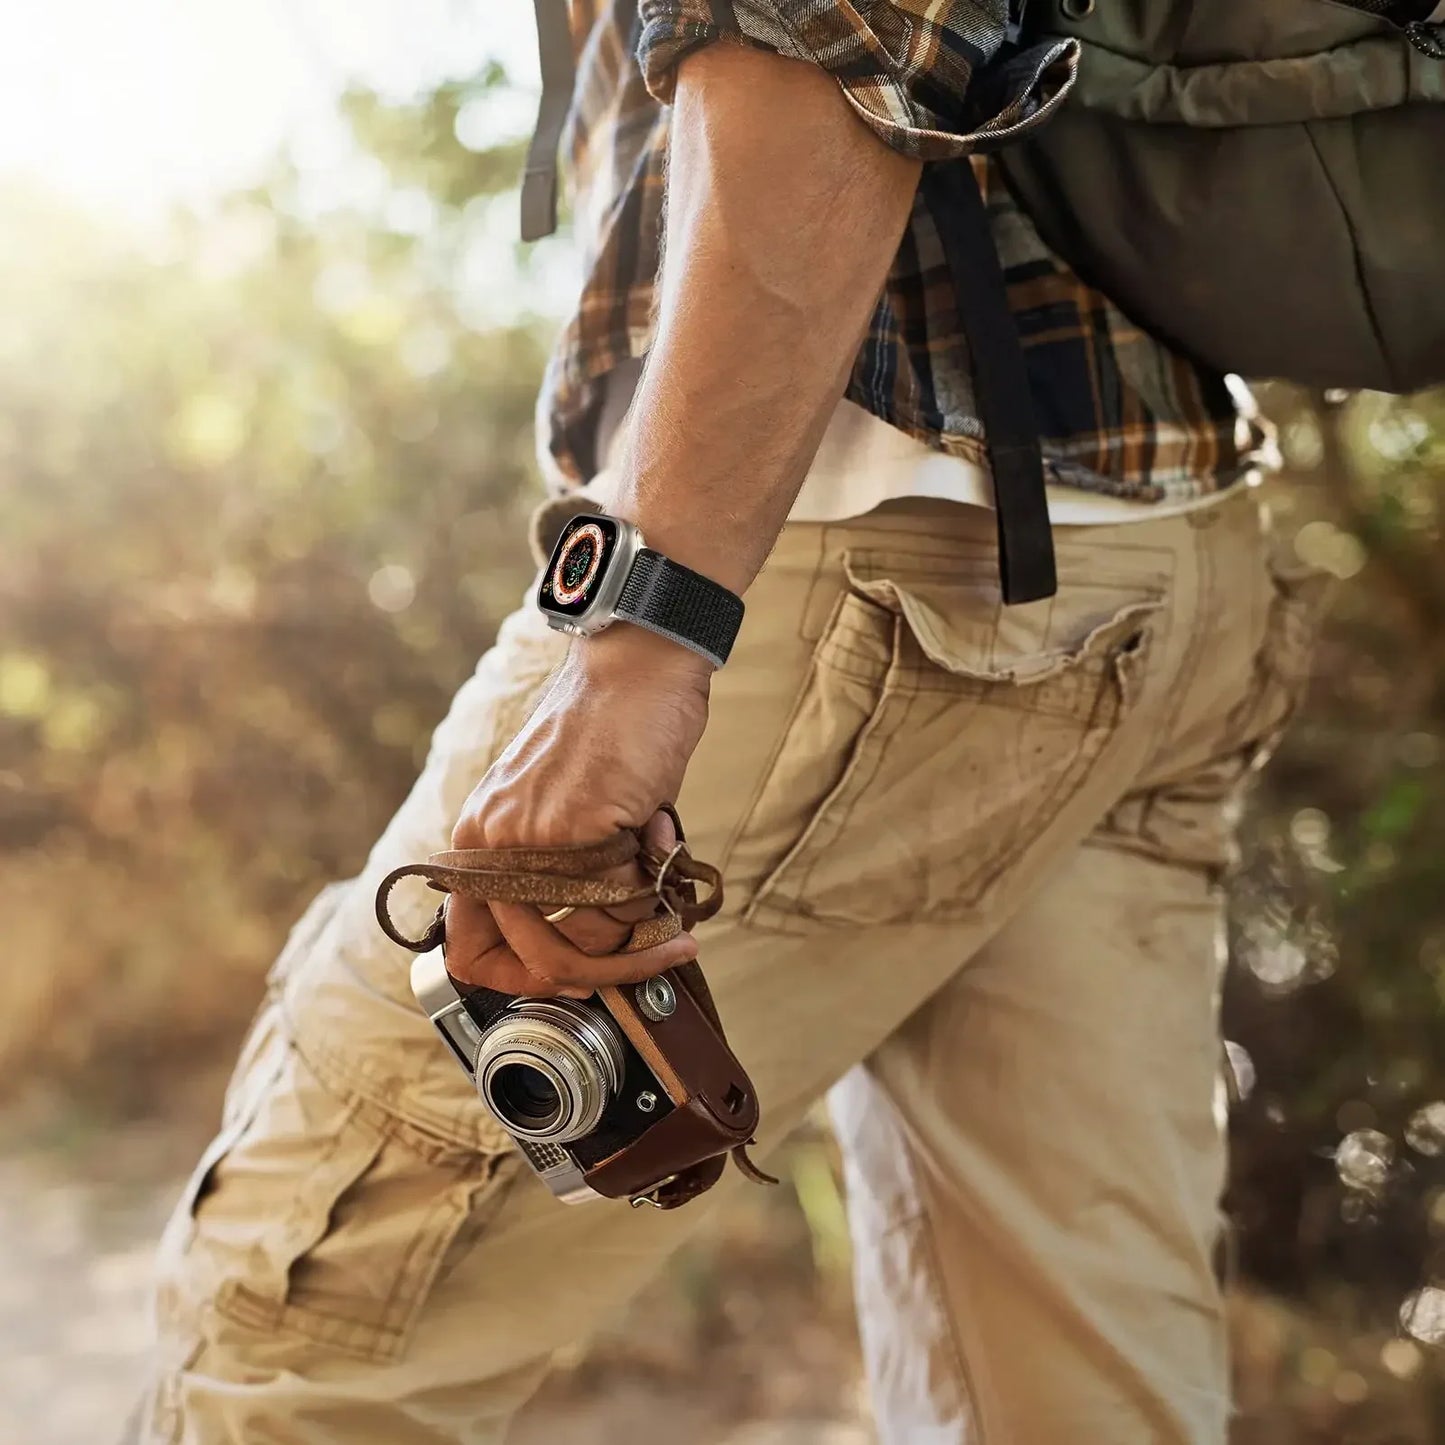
[999,0,1445,394]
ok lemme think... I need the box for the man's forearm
[445,44,922,980]
[609,44,921,600]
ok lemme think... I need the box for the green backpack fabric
[998,0,1445,393]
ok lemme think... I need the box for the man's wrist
[568,618,716,691]
[607,489,763,600]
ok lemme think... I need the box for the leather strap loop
[374,888,448,953]
[374,817,724,957]
[427,831,641,877]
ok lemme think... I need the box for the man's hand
[444,625,711,999]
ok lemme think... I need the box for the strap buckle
[629,1174,679,1209]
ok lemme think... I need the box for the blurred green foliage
[0,73,542,1091]
[1221,388,1445,1436]
[0,62,1442,1442]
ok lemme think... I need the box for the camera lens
[474,999,627,1143]
[489,1062,563,1132]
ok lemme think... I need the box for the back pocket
[738,550,1164,933]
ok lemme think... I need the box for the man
[139,3,1332,1441]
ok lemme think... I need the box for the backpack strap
[922,161,1057,605]
[520,0,575,241]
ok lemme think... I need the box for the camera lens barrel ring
[475,999,628,1144]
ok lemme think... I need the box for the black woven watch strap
[615,550,745,668]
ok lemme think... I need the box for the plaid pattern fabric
[538,0,1266,503]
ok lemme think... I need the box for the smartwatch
[536,513,745,669]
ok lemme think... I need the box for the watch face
[537,514,621,618]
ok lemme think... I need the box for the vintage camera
[412,951,760,1205]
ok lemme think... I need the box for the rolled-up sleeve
[637,1,1079,159]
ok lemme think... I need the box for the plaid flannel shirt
[538,0,1267,502]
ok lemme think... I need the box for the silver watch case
[538,515,645,638]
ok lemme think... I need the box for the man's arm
[612,44,920,595]
[444,47,920,995]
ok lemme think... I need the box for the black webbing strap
[922,160,1057,604]
[520,0,575,242]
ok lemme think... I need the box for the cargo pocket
[184,1030,512,1365]
[150,1004,293,1423]
[738,550,1164,932]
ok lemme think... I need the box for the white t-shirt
[591,357,1239,529]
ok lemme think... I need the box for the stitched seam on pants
[740,602,898,924]
[717,590,846,884]
[267,1097,373,1284]
[789,612,917,910]
[144,1333,205,1445]
[964,629,1148,914]
[223,1117,507,1359]
[796,522,830,643]
[892,1126,985,1444]
[1151,511,1215,768]
[289,1021,506,1161]
[375,1179,471,1343]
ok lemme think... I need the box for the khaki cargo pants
[139,491,1329,1444]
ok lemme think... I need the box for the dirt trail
[0,1117,871,1445]
[0,1133,176,1444]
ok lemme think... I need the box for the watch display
[537,514,622,618]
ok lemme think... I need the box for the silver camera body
[411,952,674,1204]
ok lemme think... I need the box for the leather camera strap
[374,807,771,1206]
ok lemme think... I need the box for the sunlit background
[0,1,535,217]
[2,5,1444,1444]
